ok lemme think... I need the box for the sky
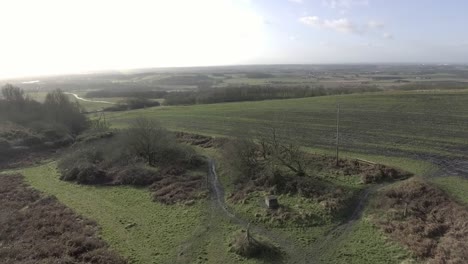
[1,0,468,78]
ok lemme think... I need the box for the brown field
[372,178,468,263]
[0,174,126,264]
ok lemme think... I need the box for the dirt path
[208,159,311,263]
[64,92,115,104]
[177,159,313,263]
[176,158,392,263]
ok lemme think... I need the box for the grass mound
[372,178,468,263]
[229,229,282,261]
[0,174,126,264]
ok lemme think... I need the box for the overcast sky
[1,0,467,78]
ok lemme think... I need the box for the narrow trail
[64,92,115,104]
[208,159,379,263]
[176,158,392,263]
[207,159,310,263]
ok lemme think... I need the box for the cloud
[368,20,384,29]
[323,0,369,9]
[299,16,321,27]
[288,0,303,3]
[383,32,393,39]
[299,16,360,34]
[323,18,358,33]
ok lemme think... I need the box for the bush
[222,138,262,184]
[58,145,107,184]
[125,118,197,166]
[111,165,159,186]
[75,165,108,184]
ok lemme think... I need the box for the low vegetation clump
[150,171,205,204]
[58,118,207,204]
[229,229,282,261]
[0,174,126,264]
[371,178,468,263]
[175,131,228,148]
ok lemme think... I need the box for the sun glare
[0,0,266,78]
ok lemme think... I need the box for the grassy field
[432,176,468,205]
[4,163,205,264]
[104,90,468,175]
[319,217,412,264]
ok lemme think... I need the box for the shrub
[111,165,160,186]
[75,165,108,184]
[44,89,88,135]
[125,118,198,167]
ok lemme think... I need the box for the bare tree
[258,127,307,176]
[125,118,173,166]
[1,84,25,102]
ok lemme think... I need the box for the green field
[432,176,468,205]
[103,90,468,175]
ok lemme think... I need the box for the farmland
[104,89,468,176]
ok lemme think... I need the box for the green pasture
[103,90,468,175]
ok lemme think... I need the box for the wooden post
[336,103,340,166]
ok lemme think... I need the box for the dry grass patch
[0,174,126,264]
[371,177,468,263]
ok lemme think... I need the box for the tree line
[163,85,381,105]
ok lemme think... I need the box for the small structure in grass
[265,195,279,209]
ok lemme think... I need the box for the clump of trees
[164,85,381,105]
[223,127,308,187]
[43,89,88,134]
[103,98,160,112]
[157,74,218,87]
[59,118,204,186]
[244,72,274,78]
[0,84,88,141]
[85,89,167,99]
[125,118,200,166]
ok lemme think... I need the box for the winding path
[177,157,394,263]
[64,92,115,104]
